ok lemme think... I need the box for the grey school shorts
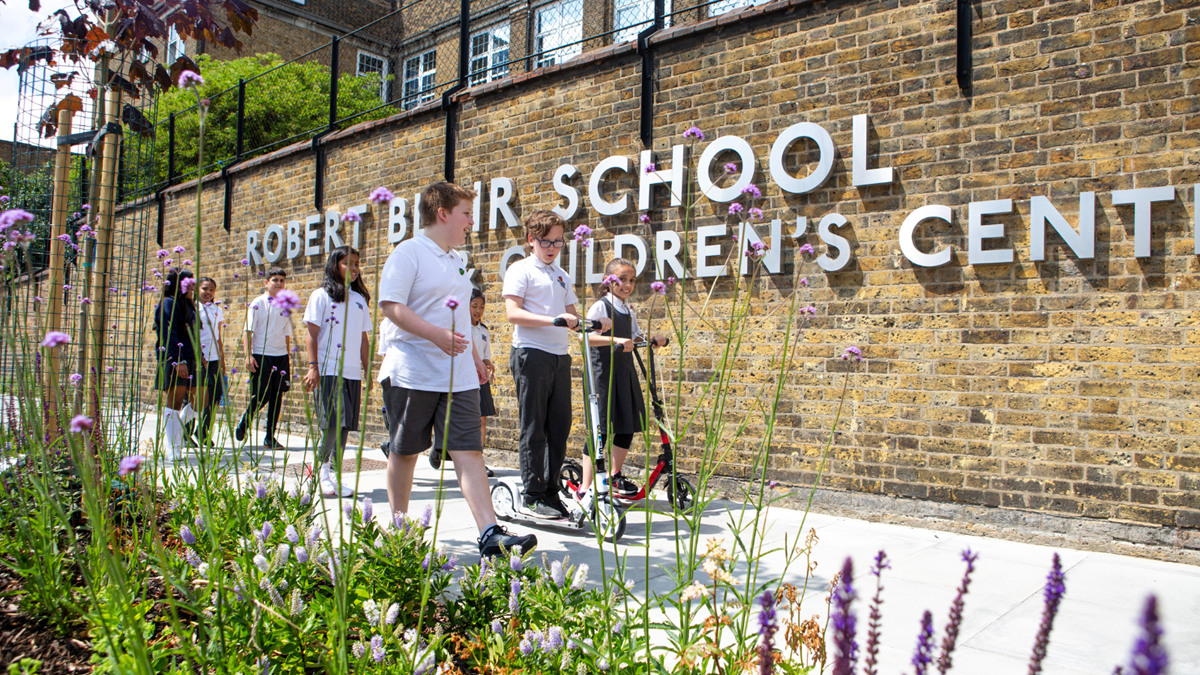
[381,381,482,456]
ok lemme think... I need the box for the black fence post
[236,78,246,160]
[956,0,972,92]
[167,113,176,185]
[638,0,665,149]
[329,37,340,131]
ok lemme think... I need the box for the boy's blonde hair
[420,181,477,225]
[524,210,566,255]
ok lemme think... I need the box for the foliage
[145,53,395,185]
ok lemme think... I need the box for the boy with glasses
[503,211,610,519]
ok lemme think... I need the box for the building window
[166,26,185,63]
[708,0,757,17]
[402,50,437,110]
[614,0,672,44]
[469,24,511,86]
[534,0,583,69]
[357,50,389,100]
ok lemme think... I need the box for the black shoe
[234,417,247,442]
[545,493,571,519]
[611,472,640,499]
[478,524,537,558]
[486,467,495,478]
[522,497,565,520]
[380,440,391,457]
[264,438,286,451]
[429,448,442,469]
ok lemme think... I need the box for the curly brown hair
[523,210,566,256]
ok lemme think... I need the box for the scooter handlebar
[553,317,604,332]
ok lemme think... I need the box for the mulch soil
[0,570,92,674]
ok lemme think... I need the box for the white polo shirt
[472,322,493,362]
[244,292,294,357]
[377,234,477,393]
[197,302,225,363]
[501,255,578,355]
[586,296,641,338]
[303,288,373,381]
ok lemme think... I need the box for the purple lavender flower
[194,512,206,532]
[547,626,564,652]
[510,553,523,572]
[831,557,858,675]
[420,505,432,528]
[683,126,705,141]
[386,603,400,625]
[369,187,396,203]
[255,482,267,500]
[261,521,273,541]
[294,546,309,563]
[935,550,978,674]
[1028,553,1065,675]
[864,551,889,675]
[352,642,365,658]
[40,331,71,348]
[341,210,362,223]
[270,289,301,317]
[343,502,353,519]
[1116,595,1168,675]
[362,497,373,524]
[442,554,459,572]
[759,590,778,675]
[550,560,566,586]
[285,524,298,543]
[180,525,197,545]
[118,455,145,476]
[370,634,385,662]
[492,618,504,635]
[912,610,936,675]
[509,579,521,614]
[177,70,204,88]
[519,639,533,656]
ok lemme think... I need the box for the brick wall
[140,0,1200,533]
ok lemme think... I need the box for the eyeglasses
[534,238,565,249]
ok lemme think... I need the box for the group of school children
[152,181,663,558]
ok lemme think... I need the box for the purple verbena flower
[118,455,145,476]
[445,295,459,309]
[270,290,301,317]
[749,207,764,220]
[729,203,744,215]
[645,163,656,173]
[41,331,70,348]
[798,243,815,256]
[683,126,705,141]
[173,245,186,254]
[180,277,195,293]
[724,162,738,174]
[842,345,863,363]
[602,274,620,287]
[69,415,93,433]
[69,373,83,385]
[741,184,762,199]
[651,281,666,295]
[177,70,204,88]
[573,224,592,240]
[369,187,395,203]
[639,214,651,225]
[341,210,362,223]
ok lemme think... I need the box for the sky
[0,0,82,145]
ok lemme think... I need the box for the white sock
[319,462,332,479]
[179,404,197,425]
[163,409,182,456]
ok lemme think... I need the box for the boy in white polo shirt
[502,211,610,519]
[378,181,536,558]
[236,267,294,449]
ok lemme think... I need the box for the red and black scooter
[558,337,695,513]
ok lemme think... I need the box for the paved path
[142,417,1200,675]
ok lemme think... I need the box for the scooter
[490,318,629,542]
[557,336,695,514]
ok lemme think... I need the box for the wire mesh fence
[1,38,157,453]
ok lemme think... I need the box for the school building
[136,0,1200,551]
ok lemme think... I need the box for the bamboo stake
[44,108,74,438]
[85,84,122,429]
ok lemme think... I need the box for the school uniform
[378,234,481,455]
[239,292,294,444]
[153,296,197,390]
[501,254,578,502]
[303,287,373,464]
[472,321,497,417]
[196,301,225,398]
[586,296,647,443]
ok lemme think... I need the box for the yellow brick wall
[140,0,1200,531]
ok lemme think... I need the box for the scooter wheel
[558,460,583,497]
[491,482,516,520]
[589,500,628,543]
[668,476,695,514]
